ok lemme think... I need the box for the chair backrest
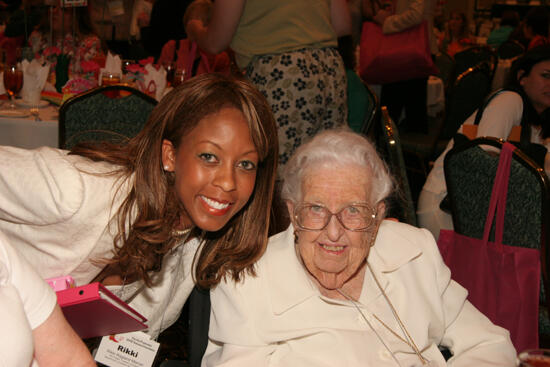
[58,84,158,149]
[497,40,525,60]
[444,136,550,302]
[439,62,493,141]
[453,45,498,77]
[360,81,380,137]
[375,106,417,226]
[435,51,456,90]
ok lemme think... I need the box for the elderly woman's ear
[375,201,386,220]
[285,201,295,225]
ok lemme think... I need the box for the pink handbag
[359,21,437,85]
[437,142,540,352]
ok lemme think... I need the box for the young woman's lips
[317,242,346,255]
[200,195,232,216]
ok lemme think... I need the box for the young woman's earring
[163,165,170,171]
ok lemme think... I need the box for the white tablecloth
[0,105,59,149]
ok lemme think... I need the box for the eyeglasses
[293,203,377,231]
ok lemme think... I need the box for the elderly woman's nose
[325,214,345,240]
[212,164,236,191]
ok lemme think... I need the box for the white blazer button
[379,349,392,361]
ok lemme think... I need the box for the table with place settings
[0,101,59,149]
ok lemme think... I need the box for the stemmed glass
[3,53,23,109]
[172,68,186,88]
[517,349,550,366]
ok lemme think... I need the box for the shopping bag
[359,21,437,85]
[437,142,540,352]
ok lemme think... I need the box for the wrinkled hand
[373,9,391,26]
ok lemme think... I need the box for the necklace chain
[337,264,428,366]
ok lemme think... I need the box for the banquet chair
[444,136,550,344]
[58,84,158,149]
[360,80,380,137]
[497,40,525,60]
[434,51,456,91]
[437,61,493,145]
[453,46,498,79]
[374,106,417,226]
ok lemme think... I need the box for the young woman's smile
[162,107,259,231]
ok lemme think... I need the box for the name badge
[95,331,159,367]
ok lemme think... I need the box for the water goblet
[4,63,23,109]
[172,69,186,88]
[101,71,121,86]
[518,349,550,367]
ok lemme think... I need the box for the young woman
[0,73,279,339]
[417,45,550,240]
[438,10,474,58]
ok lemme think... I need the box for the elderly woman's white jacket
[203,220,516,366]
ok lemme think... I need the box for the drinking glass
[164,62,176,86]
[518,349,550,367]
[171,68,186,88]
[101,71,121,86]
[4,63,23,109]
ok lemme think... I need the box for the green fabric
[346,69,368,133]
[445,143,548,337]
[61,92,156,149]
[445,145,542,247]
[230,0,337,68]
[487,26,514,49]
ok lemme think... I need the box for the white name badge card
[95,331,159,367]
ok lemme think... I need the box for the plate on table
[15,99,49,108]
[0,109,31,118]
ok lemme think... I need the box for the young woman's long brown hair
[71,73,278,288]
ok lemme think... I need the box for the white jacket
[0,146,199,338]
[203,221,516,366]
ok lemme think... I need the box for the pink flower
[43,46,62,57]
[81,60,100,73]
[139,57,154,66]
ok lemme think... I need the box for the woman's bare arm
[33,304,96,367]
[186,0,246,54]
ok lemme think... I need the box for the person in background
[28,4,104,73]
[364,0,437,134]
[129,0,154,41]
[438,10,474,58]
[158,0,231,80]
[0,230,95,366]
[186,0,352,176]
[0,73,279,340]
[337,34,368,133]
[141,0,191,61]
[523,6,550,50]
[487,10,520,50]
[202,129,516,366]
[417,45,550,240]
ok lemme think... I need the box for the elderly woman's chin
[298,242,370,292]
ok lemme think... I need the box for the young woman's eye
[198,153,218,163]
[238,160,257,171]
[542,73,550,79]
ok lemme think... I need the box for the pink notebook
[56,282,148,339]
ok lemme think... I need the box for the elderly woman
[202,129,516,366]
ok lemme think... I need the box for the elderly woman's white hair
[280,128,394,208]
